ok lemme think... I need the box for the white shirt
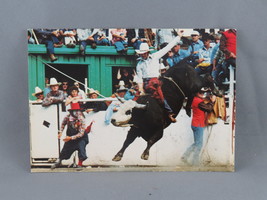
[136,36,181,83]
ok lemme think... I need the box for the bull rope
[162,76,186,98]
[29,54,107,98]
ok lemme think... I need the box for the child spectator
[65,86,82,107]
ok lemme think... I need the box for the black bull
[111,60,217,161]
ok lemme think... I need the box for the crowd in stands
[31,28,236,121]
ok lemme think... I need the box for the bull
[111,60,218,161]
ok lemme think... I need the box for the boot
[51,159,61,169]
[168,113,177,123]
[49,54,58,62]
[91,42,97,49]
[80,45,85,55]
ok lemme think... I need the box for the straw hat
[88,89,100,95]
[32,86,43,96]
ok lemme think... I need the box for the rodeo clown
[51,102,93,169]
[135,30,183,123]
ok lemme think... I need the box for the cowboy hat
[88,89,100,95]
[32,86,43,96]
[135,43,152,54]
[191,31,200,36]
[117,85,128,93]
[48,78,61,86]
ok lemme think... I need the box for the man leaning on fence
[42,78,64,107]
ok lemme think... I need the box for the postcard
[28,28,236,172]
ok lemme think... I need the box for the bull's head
[111,100,147,127]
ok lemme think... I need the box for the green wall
[28,45,137,100]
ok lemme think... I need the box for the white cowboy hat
[135,43,152,54]
[48,78,61,86]
[117,85,128,92]
[118,80,125,86]
[191,31,200,36]
[32,86,43,96]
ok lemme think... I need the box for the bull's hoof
[112,153,123,162]
[141,153,149,160]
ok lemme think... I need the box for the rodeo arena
[28,28,236,172]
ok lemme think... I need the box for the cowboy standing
[42,77,64,107]
[135,31,183,123]
[51,103,89,169]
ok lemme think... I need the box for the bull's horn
[114,93,126,103]
[134,102,147,109]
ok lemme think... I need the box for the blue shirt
[167,49,190,67]
[188,40,204,58]
[199,46,213,64]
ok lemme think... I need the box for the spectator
[187,30,204,67]
[126,29,147,49]
[219,29,236,79]
[51,103,88,169]
[116,68,134,89]
[34,29,63,62]
[65,86,82,107]
[77,28,96,55]
[43,77,51,96]
[32,87,44,102]
[212,45,226,87]
[28,30,35,44]
[124,77,141,101]
[60,80,69,99]
[82,89,107,113]
[181,87,216,165]
[154,29,179,50]
[105,85,128,125]
[60,29,77,48]
[162,41,189,67]
[91,29,110,46]
[195,35,213,75]
[74,82,86,100]
[110,29,128,54]
[42,78,64,107]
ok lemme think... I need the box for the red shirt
[221,30,236,59]
[191,97,206,127]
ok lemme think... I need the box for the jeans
[195,65,213,75]
[183,126,204,165]
[114,40,127,51]
[96,38,110,46]
[133,40,143,49]
[59,138,89,161]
